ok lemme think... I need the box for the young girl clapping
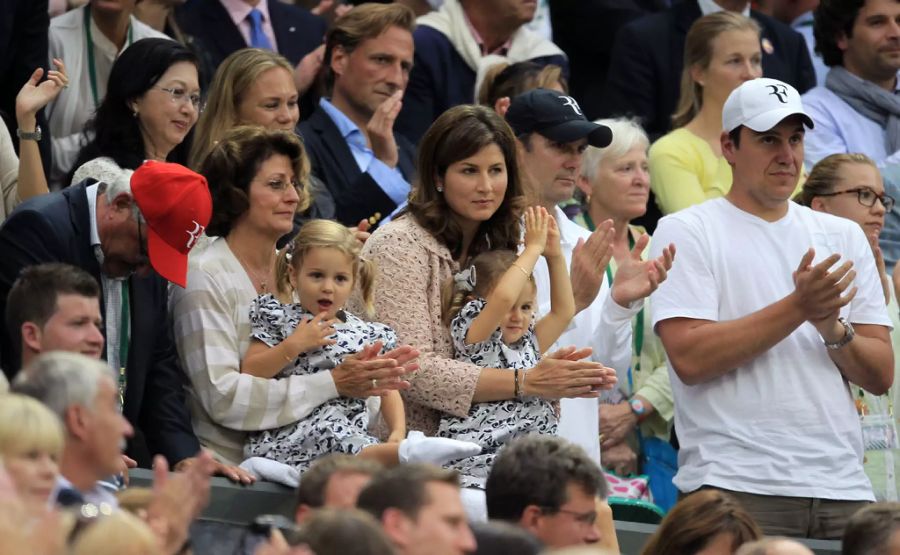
[439,206,575,487]
[242,220,480,471]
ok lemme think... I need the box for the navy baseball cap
[506,89,612,148]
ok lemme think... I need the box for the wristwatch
[16,125,41,141]
[629,398,646,418]
[824,317,855,350]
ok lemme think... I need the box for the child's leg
[358,432,483,467]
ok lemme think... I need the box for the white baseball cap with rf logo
[722,77,815,133]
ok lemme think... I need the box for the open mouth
[317,299,333,312]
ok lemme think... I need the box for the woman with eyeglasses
[796,153,900,502]
[68,38,201,188]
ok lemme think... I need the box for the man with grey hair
[842,503,900,555]
[736,538,815,555]
[0,161,251,482]
[12,351,133,508]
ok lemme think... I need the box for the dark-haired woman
[69,37,200,187]
[361,104,617,436]
[170,126,416,467]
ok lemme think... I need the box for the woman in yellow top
[648,12,762,215]
[575,117,678,510]
[796,153,900,502]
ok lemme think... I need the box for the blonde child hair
[0,393,64,460]
[442,249,536,326]
[276,220,378,316]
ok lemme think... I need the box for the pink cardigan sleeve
[362,219,482,434]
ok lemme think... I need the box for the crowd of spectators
[1,0,900,553]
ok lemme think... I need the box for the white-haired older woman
[575,117,678,511]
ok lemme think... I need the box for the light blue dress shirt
[317,98,411,207]
[803,76,900,273]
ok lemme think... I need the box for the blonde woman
[0,394,64,509]
[796,153,900,502]
[648,12,762,215]
[189,47,334,222]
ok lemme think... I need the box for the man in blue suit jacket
[299,3,417,228]
[177,0,326,90]
[0,163,209,470]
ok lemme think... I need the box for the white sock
[398,431,482,465]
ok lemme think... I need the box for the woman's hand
[386,430,405,444]
[599,401,637,449]
[523,206,549,254]
[285,312,337,355]
[544,215,562,259]
[524,346,617,399]
[332,342,419,398]
[15,59,68,126]
[600,442,638,477]
[610,235,675,307]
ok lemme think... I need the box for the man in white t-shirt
[650,77,894,539]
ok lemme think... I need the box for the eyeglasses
[540,506,598,526]
[816,186,896,212]
[154,86,202,111]
[263,178,304,194]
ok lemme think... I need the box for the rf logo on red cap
[186,221,205,250]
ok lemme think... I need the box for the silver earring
[437,186,444,193]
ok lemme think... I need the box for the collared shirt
[531,206,640,463]
[87,183,128,380]
[462,9,512,56]
[46,6,169,187]
[792,11,828,87]
[318,98,411,206]
[220,0,279,52]
[697,0,751,17]
[52,475,119,510]
[803,76,900,168]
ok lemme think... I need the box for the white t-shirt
[532,207,639,462]
[650,198,890,500]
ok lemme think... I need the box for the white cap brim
[741,108,815,132]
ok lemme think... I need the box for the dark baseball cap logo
[767,84,789,103]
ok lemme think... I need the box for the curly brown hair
[406,104,526,261]
[200,126,311,238]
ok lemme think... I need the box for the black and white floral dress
[438,298,558,488]
[244,294,397,471]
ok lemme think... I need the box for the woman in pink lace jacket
[362,105,616,434]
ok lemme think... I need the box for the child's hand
[386,430,405,444]
[285,312,337,354]
[544,215,562,258]
[523,206,549,254]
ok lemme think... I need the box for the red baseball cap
[130,161,212,288]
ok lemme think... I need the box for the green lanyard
[83,5,133,109]
[118,282,130,408]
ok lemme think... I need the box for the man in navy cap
[505,88,675,465]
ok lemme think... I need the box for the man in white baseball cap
[649,77,893,538]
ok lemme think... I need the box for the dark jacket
[299,107,416,227]
[395,25,569,144]
[0,182,200,466]
[601,0,816,139]
[177,0,326,80]
[0,0,51,175]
